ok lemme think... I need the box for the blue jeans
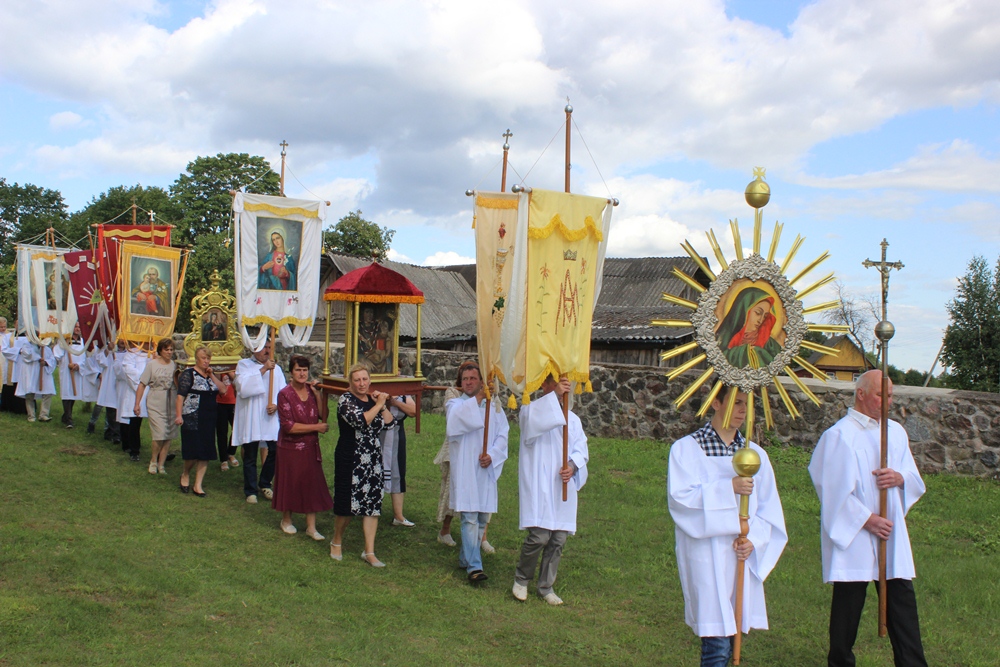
[700,636,733,667]
[458,512,488,573]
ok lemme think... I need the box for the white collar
[848,407,879,429]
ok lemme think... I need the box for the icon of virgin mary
[715,286,783,369]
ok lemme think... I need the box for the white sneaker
[392,518,415,527]
[512,582,528,601]
[437,532,457,547]
[542,592,564,606]
[246,495,258,504]
[481,540,496,554]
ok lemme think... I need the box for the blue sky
[2,0,1000,372]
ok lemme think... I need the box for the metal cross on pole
[861,238,903,639]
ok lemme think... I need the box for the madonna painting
[714,283,785,369]
[257,217,301,292]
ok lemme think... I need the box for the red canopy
[324,262,424,304]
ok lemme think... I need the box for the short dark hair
[289,355,311,372]
[156,338,174,354]
[455,360,481,386]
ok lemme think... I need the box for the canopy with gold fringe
[498,189,613,407]
[233,192,325,350]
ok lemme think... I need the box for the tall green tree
[68,184,182,243]
[323,210,395,261]
[941,255,1000,392]
[169,154,280,330]
[0,178,69,324]
[170,153,280,244]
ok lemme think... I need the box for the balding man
[809,370,928,667]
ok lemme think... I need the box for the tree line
[0,153,394,332]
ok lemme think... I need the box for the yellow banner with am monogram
[522,189,608,398]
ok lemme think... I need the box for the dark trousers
[829,579,928,667]
[61,399,75,425]
[121,417,143,456]
[242,441,276,497]
[216,403,235,462]
[104,408,120,441]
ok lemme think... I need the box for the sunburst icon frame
[653,168,850,436]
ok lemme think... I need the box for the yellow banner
[117,242,184,346]
[523,189,607,395]
[474,192,520,390]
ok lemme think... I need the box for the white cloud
[49,111,85,131]
[423,250,473,266]
[386,248,414,264]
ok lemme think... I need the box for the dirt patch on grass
[60,444,99,456]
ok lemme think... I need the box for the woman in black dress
[330,363,393,566]
[174,347,229,497]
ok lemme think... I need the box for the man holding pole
[445,361,508,584]
[667,388,786,667]
[809,370,928,667]
[512,375,589,606]
[233,341,285,504]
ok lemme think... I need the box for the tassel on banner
[585,380,593,392]
[522,392,531,405]
[472,213,477,230]
[574,383,583,394]
[507,395,518,410]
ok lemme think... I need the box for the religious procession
[0,107,939,667]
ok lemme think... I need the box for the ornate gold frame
[182,269,243,366]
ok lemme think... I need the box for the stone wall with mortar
[184,339,1000,478]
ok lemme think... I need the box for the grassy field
[0,404,997,666]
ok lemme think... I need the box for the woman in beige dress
[135,338,178,474]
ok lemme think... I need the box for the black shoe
[129,453,140,462]
[192,490,207,498]
[179,484,190,494]
[468,570,489,583]
[165,453,176,462]
[87,423,95,434]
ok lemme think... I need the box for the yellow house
[796,335,875,382]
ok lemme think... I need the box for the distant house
[795,335,875,382]
[313,253,477,345]
[428,256,712,367]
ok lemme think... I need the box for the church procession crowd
[1,315,930,666]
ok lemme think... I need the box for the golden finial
[745,167,770,209]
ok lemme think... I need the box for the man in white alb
[233,342,285,504]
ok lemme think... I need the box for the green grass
[0,406,997,666]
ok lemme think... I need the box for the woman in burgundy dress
[272,355,333,541]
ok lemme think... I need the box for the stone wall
[203,340,1000,478]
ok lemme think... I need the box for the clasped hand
[733,536,754,561]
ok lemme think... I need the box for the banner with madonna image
[16,244,78,348]
[116,242,185,346]
[232,192,325,350]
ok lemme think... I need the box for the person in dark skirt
[174,347,228,497]
[272,355,333,540]
[330,363,393,567]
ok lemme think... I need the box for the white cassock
[54,345,87,401]
[808,408,925,582]
[232,357,286,446]
[668,437,787,637]
[518,390,589,533]
[115,348,148,423]
[14,341,56,397]
[1,332,15,386]
[446,394,509,514]
[96,349,122,409]
[79,350,101,402]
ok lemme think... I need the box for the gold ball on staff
[733,447,761,478]
[745,170,770,209]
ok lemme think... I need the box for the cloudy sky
[2,0,1000,371]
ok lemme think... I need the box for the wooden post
[279,141,288,196]
[562,391,570,502]
[733,512,750,664]
[481,396,491,458]
[323,300,331,376]
[266,326,276,411]
[501,129,512,193]
[564,104,572,194]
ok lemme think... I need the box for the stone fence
[196,339,1000,478]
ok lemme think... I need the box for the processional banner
[96,224,173,324]
[16,245,78,347]
[233,192,325,349]
[472,191,520,394]
[499,189,612,404]
[116,242,184,346]
[64,250,112,348]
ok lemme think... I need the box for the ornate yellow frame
[182,269,243,366]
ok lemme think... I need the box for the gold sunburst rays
[651,167,844,440]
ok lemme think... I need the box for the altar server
[512,375,589,606]
[94,342,124,441]
[13,339,57,423]
[233,342,286,504]
[809,370,928,667]
[116,344,148,461]
[54,325,86,428]
[445,361,508,584]
[0,317,19,412]
[667,388,787,667]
